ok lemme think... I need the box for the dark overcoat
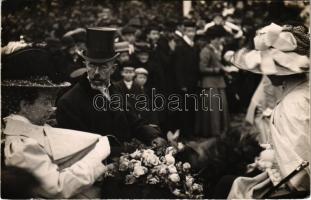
[56,76,159,144]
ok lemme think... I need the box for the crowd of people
[1,0,310,199]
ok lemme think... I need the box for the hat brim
[76,50,119,63]
[231,48,309,76]
[1,79,71,88]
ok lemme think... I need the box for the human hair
[1,87,40,118]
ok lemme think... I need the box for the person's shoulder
[57,81,85,105]
[281,81,309,113]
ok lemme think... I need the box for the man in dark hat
[145,24,161,50]
[56,27,166,148]
[1,45,112,198]
[171,19,200,138]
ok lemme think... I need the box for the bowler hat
[2,47,70,88]
[77,27,119,63]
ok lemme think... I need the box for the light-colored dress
[228,78,310,198]
[2,114,111,198]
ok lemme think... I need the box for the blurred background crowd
[2,0,310,135]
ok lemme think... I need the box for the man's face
[147,30,160,44]
[122,33,136,44]
[135,74,147,87]
[21,90,57,125]
[121,69,135,82]
[137,52,149,63]
[85,61,116,87]
[118,52,130,64]
[184,27,196,41]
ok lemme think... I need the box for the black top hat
[2,47,70,88]
[77,27,119,63]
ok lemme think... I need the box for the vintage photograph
[1,0,310,199]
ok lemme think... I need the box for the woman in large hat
[1,45,112,198]
[226,23,310,198]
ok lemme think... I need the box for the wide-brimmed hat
[231,23,310,75]
[76,27,119,63]
[2,47,70,88]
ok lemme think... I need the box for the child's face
[122,69,135,82]
[21,90,57,125]
[118,52,130,64]
[137,52,149,63]
[135,74,147,86]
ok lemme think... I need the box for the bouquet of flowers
[104,139,204,199]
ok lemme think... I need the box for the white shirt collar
[124,80,133,90]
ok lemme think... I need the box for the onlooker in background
[145,24,161,50]
[121,26,137,45]
[134,67,160,127]
[195,30,229,138]
[172,19,200,138]
[114,66,141,105]
[112,41,131,82]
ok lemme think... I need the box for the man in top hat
[56,28,166,148]
[1,45,112,198]
[223,23,310,199]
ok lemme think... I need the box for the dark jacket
[56,76,159,144]
[199,45,226,88]
[173,40,200,90]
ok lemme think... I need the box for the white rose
[133,166,147,178]
[192,183,203,192]
[165,154,175,165]
[130,149,142,159]
[185,175,194,188]
[168,173,180,183]
[168,165,178,174]
[165,146,177,155]
[182,162,191,171]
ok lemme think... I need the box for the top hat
[231,23,310,75]
[77,27,119,63]
[2,46,70,88]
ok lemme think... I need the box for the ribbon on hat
[254,23,298,52]
[232,48,309,75]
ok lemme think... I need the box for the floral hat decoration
[231,23,310,75]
